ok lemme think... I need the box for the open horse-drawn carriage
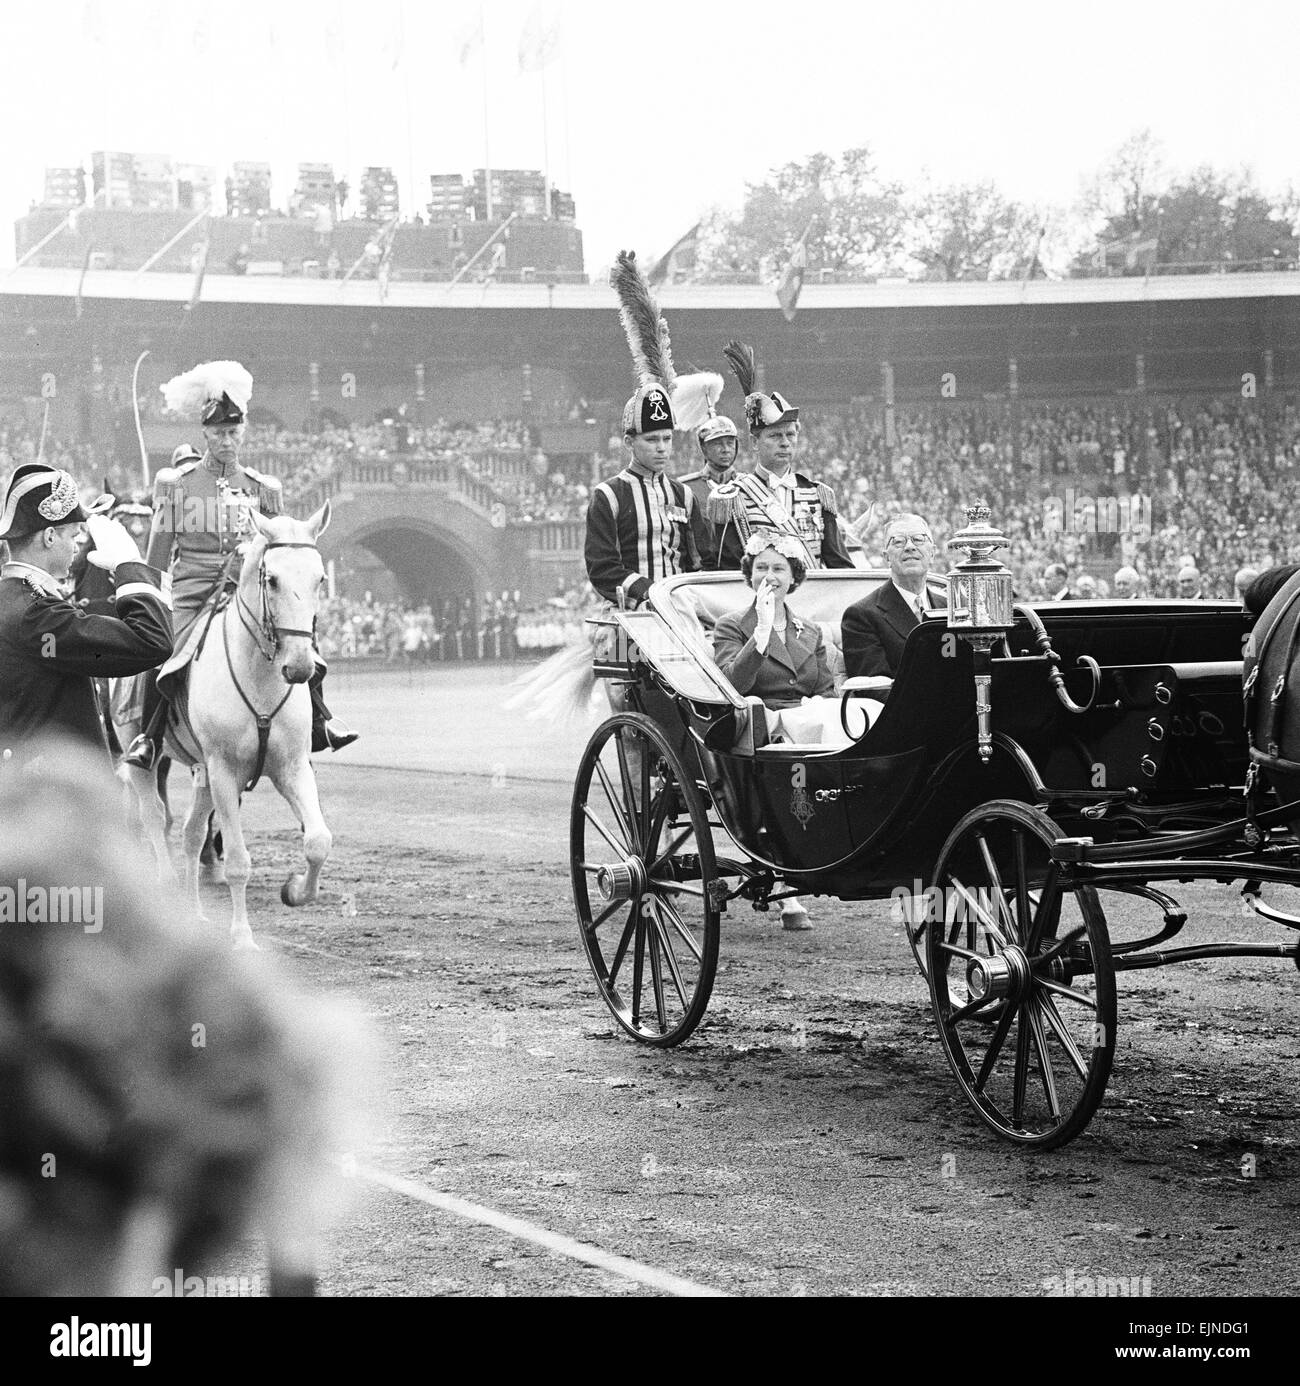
[568,507,1300,1149]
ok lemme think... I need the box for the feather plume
[610,251,676,391]
[722,340,756,397]
[670,371,724,432]
[847,502,877,540]
[503,641,603,725]
[160,360,253,418]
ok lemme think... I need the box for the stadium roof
[4,266,1300,313]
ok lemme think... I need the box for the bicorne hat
[160,360,253,426]
[723,340,799,433]
[0,464,88,540]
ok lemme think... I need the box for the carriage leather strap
[1253,588,1300,759]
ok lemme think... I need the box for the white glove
[754,581,776,652]
[85,514,143,572]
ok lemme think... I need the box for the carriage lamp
[946,503,1015,763]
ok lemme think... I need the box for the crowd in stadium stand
[7,394,1300,655]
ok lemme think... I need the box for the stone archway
[325,517,484,607]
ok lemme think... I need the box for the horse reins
[224,541,322,792]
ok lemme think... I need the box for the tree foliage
[907,180,1040,281]
[697,147,908,278]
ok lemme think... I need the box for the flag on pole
[184,221,210,313]
[647,223,701,288]
[518,4,561,71]
[74,243,94,320]
[1125,236,1159,270]
[456,10,484,66]
[776,221,814,322]
[374,217,399,301]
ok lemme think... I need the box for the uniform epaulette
[152,462,197,498]
[705,482,742,526]
[815,481,837,512]
[242,465,282,492]
[677,469,705,484]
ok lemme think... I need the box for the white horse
[123,502,334,949]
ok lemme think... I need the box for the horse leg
[206,762,257,951]
[182,776,215,923]
[125,764,178,886]
[157,757,173,838]
[272,758,332,907]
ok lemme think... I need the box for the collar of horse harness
[235,541,320,663]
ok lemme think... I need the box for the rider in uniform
[706,340,853,571]
[677,412,740,571]
[122,362,356,768]
[0,463,173,770]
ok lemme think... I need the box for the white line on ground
[352,1161,729,1297]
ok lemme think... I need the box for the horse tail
[503,641,600,725]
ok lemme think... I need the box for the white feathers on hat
[160,360,253,418]
[670,372,724,432]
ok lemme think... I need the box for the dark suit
[712,602,834,709]
[841,580,948,680]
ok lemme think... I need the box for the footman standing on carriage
[122,362,356,768]
[678,405,741,572]
[583,252,717,612]
[0,464,173,770]
[705,341,855,572]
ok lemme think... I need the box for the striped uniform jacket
[583,466,706,607]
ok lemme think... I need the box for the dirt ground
[194,663,1300,1299]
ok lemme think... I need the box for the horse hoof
[232,934,261,952]
[281,874,307,907]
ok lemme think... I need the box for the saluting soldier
[122,361,356,768]
[0,463,173,770]
[706,340,854,571]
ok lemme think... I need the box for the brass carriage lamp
[946,503,1015,763]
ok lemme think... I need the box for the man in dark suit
[841,513,948,680]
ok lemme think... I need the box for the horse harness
[223,541,321,792]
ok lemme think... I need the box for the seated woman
[711,534,841,933]
[712,533,836,720]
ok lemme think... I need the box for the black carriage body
[607,572,1254,898]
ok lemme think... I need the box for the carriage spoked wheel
[926,800,1117,1149]
[571,712,721,1046]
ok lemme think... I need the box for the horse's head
[243,501,332,684]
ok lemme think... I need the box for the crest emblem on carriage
[789,762,816,829]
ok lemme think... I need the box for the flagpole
[132,351,151,489]
[540,62,551,218]
[446,211,518,289]
[480,2,493,221]
[6,210,76,278]
[133,208,208,276]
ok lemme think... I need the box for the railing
[516,519,583,552]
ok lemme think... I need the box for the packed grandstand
[2,388,1296,657]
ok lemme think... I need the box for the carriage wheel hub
[595,857,649,902]
[967,945,1031,1002]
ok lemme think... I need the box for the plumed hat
[611,251,724,437]
[723,340,798,433]
[0,463,88,540]
[160,360,253,426]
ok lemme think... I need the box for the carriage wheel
[926,800,1116,1149]
[571,712,721,1046]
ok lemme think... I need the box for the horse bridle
[234,541,322,663]
[223,539,324,792]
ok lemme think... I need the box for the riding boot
[122,673,168,770]
[309,668,358,752]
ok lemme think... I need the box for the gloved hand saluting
[85,514,144,572]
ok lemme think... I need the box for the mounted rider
[122,361,356,768]
[704,340,854,571]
